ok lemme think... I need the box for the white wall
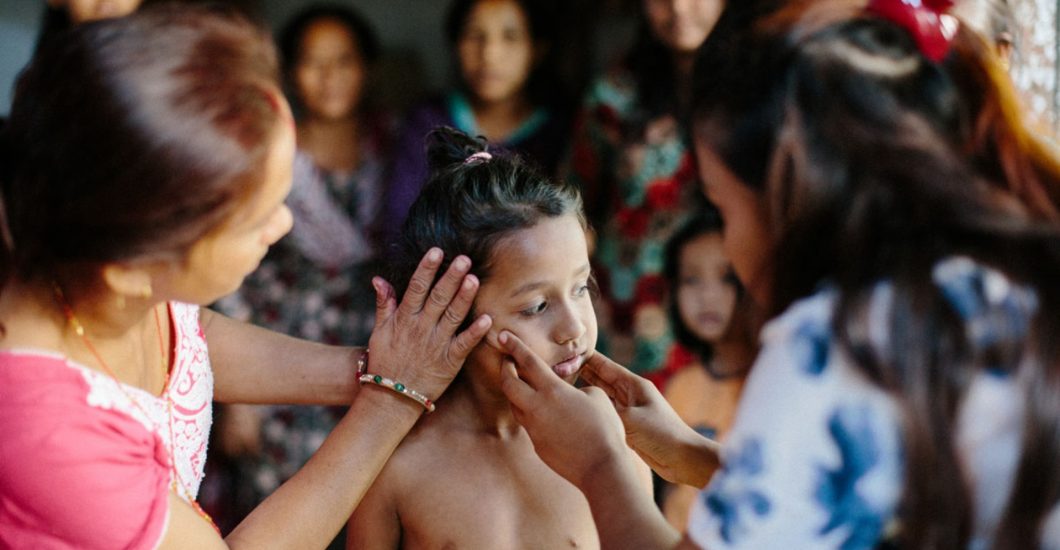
[0,0,43,117]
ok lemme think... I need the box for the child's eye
[520,301,548,317]
[574,283,591,297]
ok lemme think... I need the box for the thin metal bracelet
[356,349,436,413]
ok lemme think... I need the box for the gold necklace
[53,283,220,534]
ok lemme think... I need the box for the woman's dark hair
[693,0,1060,546]
[663,206,744,374]
[388,126,585,319]
[2,4,282,286]
[444,0,560,108]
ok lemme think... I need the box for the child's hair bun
[425,126,489,172]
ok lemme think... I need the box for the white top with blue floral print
[687,257,1060,549]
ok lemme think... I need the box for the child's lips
[552,353,584,378]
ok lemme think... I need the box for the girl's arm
[203,308,362,405]
[160,249,492,549]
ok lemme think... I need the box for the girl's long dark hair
[694,1,1060,546]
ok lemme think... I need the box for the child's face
[294,19,367,121]
[676,233,737,343]
[457,0,536,105]
[470,214,597,388]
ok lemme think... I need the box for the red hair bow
[867,0,958,62]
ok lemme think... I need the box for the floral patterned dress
[563,66,701,377]
[687,258,1060,549]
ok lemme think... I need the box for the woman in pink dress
[0,5,490,548]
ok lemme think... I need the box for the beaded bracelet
[356,349,436,413]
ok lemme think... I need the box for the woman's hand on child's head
[581,353,715,486]
[368,248,492,404]
[497,331,627,490]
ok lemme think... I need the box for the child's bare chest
[394,441,599,549]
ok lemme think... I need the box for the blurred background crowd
[1,0,1058,547]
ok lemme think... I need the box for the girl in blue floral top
[495,1,1060,549]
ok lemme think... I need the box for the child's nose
[553,302,586,345]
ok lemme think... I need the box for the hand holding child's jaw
[581,353,720,487]
[366,248,492,404]
[498,330,628,489]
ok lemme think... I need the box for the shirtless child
[346,127,650,549]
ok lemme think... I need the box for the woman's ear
[101,263,155,301]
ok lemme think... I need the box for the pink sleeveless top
[0,302,214,549]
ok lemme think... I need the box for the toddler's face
[470,214,597,388]
[676,233,737,343]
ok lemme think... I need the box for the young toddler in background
[659,209,757,532]
[346,127,651,549]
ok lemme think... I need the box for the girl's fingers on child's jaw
[483,328,504,351]
[500,331,554,386]
[499,360,534,408]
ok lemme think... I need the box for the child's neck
[448,369,524,439]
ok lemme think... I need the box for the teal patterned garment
[688,258,1058,548]
[563,66,701,378]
